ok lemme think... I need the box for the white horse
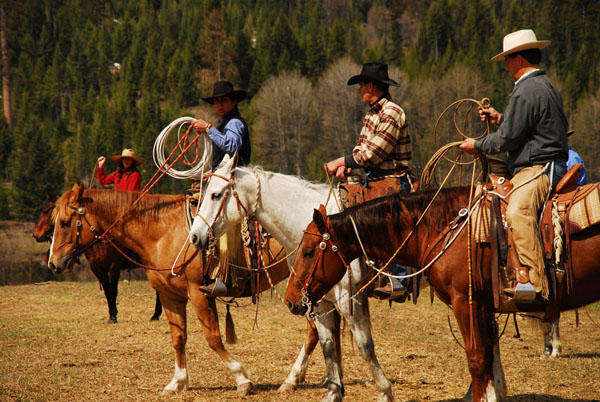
[189,154,394,402]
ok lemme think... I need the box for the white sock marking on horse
[225,360,252,386]
[282,344,310,386]
[492,341,507,400]
[163,362,188,393]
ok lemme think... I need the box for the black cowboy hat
[347,62,399,86]
[201,81,247,104]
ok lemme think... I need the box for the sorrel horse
[33,192,162,323]
[189,154,394,402]
[286,188,600,401]
[46,184,322,395]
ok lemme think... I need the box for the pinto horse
[33,192,162,323]
[286,188,600,401]
[188,154,394,402]
[47,184,323,395]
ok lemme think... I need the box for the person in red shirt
[97,149,143,191]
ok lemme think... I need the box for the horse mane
[236,165,328,192]
[54,189,186,227]
[330,186,472,244]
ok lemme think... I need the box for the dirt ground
[0,280,598,402]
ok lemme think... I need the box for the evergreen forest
[1,0,599,221]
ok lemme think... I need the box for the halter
[298,228,355,316]
[195,171,251,249]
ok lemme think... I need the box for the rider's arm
[206,119,244,153]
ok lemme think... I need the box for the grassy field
[0,280,599,402]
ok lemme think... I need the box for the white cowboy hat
[491,29,551,62]
[111,148,143,165]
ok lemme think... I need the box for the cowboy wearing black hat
[325,62,413,302]
[192,81,251,169]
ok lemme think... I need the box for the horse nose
[286,299,307,316]
[48,261,60,274]
[191,233,201,247]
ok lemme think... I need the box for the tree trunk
[1,5,12,128]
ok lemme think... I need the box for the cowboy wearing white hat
[460,29,569,303]
[97,148,143,192]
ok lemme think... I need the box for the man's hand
[458,138,478,155]
[97,156,106,168]
[478,106,501,125]
[325,157,345,177]
[192,119,211,133]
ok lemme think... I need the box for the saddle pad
[568,185,600,231]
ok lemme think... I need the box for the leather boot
[199,278,229,297]
[503,266,537,303]
[373,282,407,301]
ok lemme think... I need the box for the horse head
[285,205,355,316]
[48,183,101,274]
[33,192,58,242]
[190,153,251,249]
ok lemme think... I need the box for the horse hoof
[278,382,296,393]
[237,382,252,395]
[150,315,160,321]
[107,317,117,324]
[161,389,177,396]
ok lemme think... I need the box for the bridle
[67,205,104,262]
[297,228,356,316]
[194,170,251,248]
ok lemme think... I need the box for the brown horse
[47,184,324,395]
[33,192,162,323]
[285,187,600,401]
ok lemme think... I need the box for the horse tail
[225,304,238,344]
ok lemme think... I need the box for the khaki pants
[505,165,549,295]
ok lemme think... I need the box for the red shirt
[97,167,142,191]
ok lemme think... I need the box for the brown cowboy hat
[111,148,143,165]
[347,62,399,86]
[201,81,247,104]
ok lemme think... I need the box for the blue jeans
[546,160,567,190]
[389,175,411,290]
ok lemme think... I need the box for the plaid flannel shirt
[350,97,411,171]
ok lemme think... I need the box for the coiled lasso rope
[420,98,491,189]
[153,116,214,180]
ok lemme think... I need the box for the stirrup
[503,282,536,303]
[199,278,228,297]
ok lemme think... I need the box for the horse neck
[332,188,469,268]
[89,191,186,259]
[240,169,336,250]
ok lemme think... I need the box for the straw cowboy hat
[111,149,143,165]
[491,29,551,62]
[201,81,247,104]
[347,62,399,86]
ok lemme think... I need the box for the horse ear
[46,191,57,202]
[317,204,327,215]
[313,208,328,234]
[75,183,84,201]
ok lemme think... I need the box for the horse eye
[60,220,70,228]
[211,193,222,201]
[303,249,315,258]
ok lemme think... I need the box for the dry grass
[0,280,599,402]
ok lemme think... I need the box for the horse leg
[91,263,119,324]
[279,318,320,392]
[106,266,120,323]
[150,290,162,321]
[312,300,344,402]
[453,298,506,401]
[334,283,393,402]
[159,295,189,394]
[187,288,252,395]
[541,318,561,358]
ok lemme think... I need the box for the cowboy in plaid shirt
[326,62,412,301]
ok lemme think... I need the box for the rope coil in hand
[153,116,213,180]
